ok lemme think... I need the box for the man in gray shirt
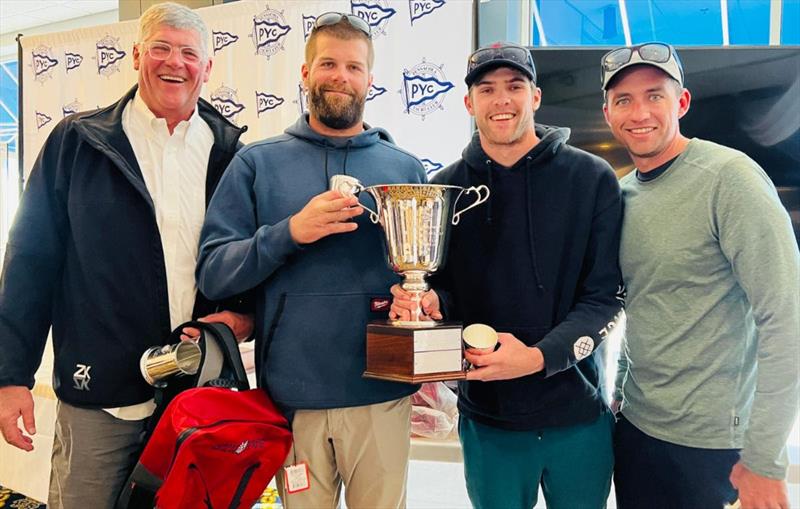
[602,42,799,509]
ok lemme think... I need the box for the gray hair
[137,2,210,57]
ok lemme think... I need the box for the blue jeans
[459,411,614,509]
[614,415,739,509]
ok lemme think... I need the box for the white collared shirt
[106,92,213,420]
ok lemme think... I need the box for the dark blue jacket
[197,115,426,411]
[0,86,247,407]
[432,125,624,430]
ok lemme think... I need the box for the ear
[464,93,475,116]
[301,62,310,92]
[133,44,141,71]
[202,57,213,84]
[531,86,542,112]
[677,88,691,119]
[367,72,374,91]
[602,102,611,127]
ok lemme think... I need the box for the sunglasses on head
[468,44,536,81]
[601,43,683,84]
[313,12,372,39]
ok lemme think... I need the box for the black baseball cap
[465,42,536,87]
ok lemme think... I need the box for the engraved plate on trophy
[330,176,489,383]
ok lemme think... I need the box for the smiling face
[466,66,541,155]
[302,33,372,137]
[133,24,212,128]
[603,65,691,171]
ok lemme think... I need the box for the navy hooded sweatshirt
[197,115,426,411]
[431,124,624,430]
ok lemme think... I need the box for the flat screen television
[530,46,800,238]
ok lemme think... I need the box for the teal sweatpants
[459,411,614,509]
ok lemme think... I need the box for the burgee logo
[35,111,52,130]
[95,35,126,77]
[302,14,316,41]
[409,0,446,24]
[256,91,284,116]
[65,51,83,72]
[421,158,443,175]
[351,0,396,37]
[249,6,291,59]
[213,31,239,54]
[400,59,454,119]
[366,84,387,102]
[211,85,245,124]
[31,46,58,83]
[62,99,82,118]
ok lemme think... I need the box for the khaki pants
[276,397,411,509]
[49,401,147,509]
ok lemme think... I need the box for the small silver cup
[140,341,202,386]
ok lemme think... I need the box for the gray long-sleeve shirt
[616,138,800,479]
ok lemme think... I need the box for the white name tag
[284,463,310,494]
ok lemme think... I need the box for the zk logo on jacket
[256,91,284,116]
[65,51,83,73]
[366,83,387,102]
[211,85,245,124]
[421,158,443,175]
[250,6,291,59]
[351,0,396,38]
[35,111,52,130]
[62,99,82,118]
[31,45,58,83]
[409,0,446,25]
[213,30,239,54]
[95,35,126,77]
[400,60,454,120]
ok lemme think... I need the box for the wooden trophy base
[363,321,466,384]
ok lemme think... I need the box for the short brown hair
[305,20,374,70]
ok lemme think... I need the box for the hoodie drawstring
[524,155,545,293]
[484,159,493,225]
[323,147,330,184]
[342,140,352,175]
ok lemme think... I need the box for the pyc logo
[409,0,446,25]
[256,91,284,116]
[351,1,396,38]
[36,111,53,130]
[31,46,58,83]
[213,31,239,54]
[65,51,83,72]
[302,14,316,41]
[366,84,387,102]
[249,6,291,59]
[421,158,443,175]
[62,100,82,118]
[400,60,454,120]
[211,85,245,124]
[95,35,126,77]
[294,82,308,115]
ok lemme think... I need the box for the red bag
[132,387,292,509]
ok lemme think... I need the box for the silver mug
[139,341,202,386]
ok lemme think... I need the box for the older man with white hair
[0,3,252,507]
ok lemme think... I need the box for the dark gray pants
[48,401,147,509]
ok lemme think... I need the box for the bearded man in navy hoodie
[196,13,426,509]
[392,42,624,509]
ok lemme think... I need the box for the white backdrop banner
[21,0,474,179]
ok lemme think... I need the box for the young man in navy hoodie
[392,42,624,509]
[196,13,426,509]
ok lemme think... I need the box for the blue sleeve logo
[250,7,291,59]
[256,91,285,116]
[409,0,446,25]
[213,31,239,54]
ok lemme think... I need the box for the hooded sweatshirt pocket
[264,292,387,407]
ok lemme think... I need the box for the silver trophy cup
[331,175,489,325]
[139,341,202,386]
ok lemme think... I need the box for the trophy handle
[357,189,380,224]
[451,185,490,226]
[330,175,380,224]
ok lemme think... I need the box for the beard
[308,82,366,130]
